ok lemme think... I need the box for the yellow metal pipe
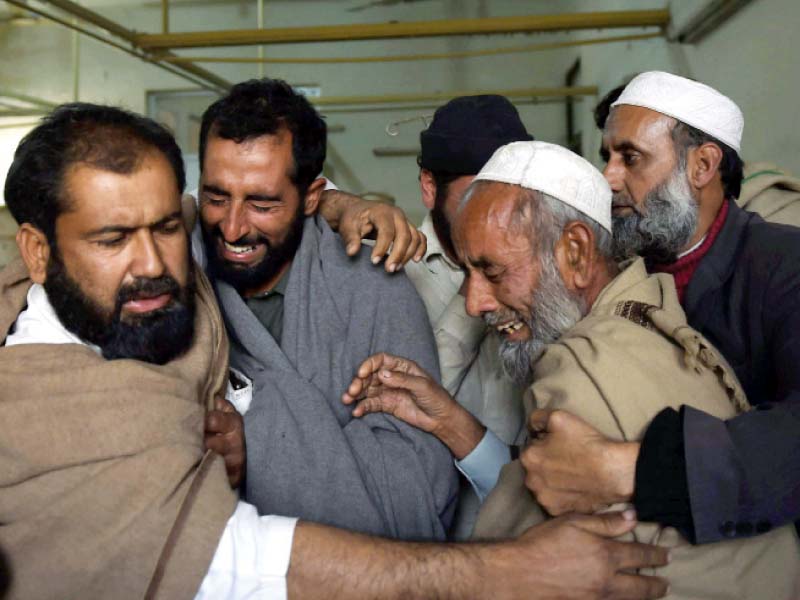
[164,32,662,65]
[136,9,669,50]
[33,0,229,91]
[311,86,598,107]
[162,0,169,33]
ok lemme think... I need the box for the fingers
[413,230,427,262]
[609,538,670,572]
[215,395,236,413]
[369,217,393,265]
[606,573,669,600]
[528,408,554,434]
[338,215,364,257]
[383,217,412,273]
[569,510,639,538]
[351,393,398,418]
[206,408,240,435]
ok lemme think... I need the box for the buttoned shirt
[245,268,289,345]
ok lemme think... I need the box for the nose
[220,201,249,242]
[464,273,499,318]
[602,159,624,193]
[131,230,166,279]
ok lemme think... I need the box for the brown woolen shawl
[0,259,238,600]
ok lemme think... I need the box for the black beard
[44,249,196,365]
[431,199,456,261]
[203,203,305,293]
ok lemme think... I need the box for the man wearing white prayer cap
[340,140,800,599]
[518,71,800,551]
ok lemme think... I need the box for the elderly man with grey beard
[342,140,800,599]
[518,72,800,549]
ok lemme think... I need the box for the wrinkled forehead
[453,181,524,255]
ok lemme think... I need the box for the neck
[682,189,725,252]
[583,258,619,311]
[244,260,292,298]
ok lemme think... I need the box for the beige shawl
[0,259,238,600]
[473,259,800,600]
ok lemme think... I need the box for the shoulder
[315,217,429,309]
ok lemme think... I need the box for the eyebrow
[84,210,183,237]
[201,184,281,204]
[467,257,493,270]
[611,140,646,154]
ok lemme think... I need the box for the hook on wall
[385,114,433,136]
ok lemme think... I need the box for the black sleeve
[632,406,696,542]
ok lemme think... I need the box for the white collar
[4,283,101,353]
[676,234,708,260]
[419,214,460,272]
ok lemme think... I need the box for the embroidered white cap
[611,71,743,152]
[473,141,612,232]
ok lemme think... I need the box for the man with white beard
[520,72,800,548]
[342,141,800,600]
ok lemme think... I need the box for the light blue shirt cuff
[455,429,511,502]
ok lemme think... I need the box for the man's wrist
[435,405,486,460]
[603,441,639,502]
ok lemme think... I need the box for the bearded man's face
[453,182,586,386]
[601,105,700,263]
[43,153,196,364]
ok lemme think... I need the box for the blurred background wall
[1,0,797,266]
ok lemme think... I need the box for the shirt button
[755,520,772,534]
[719,520,737,537]
[735,521,753,536]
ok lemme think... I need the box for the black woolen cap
[419,95,533,175]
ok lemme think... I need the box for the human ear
[16,224,51,285]
[419,169,436,211]
[687,142,723,191]
[302,177,327,216]
[554,221,594,291]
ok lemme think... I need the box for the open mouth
[218,238,266,263]
[223,240,259,255]
[496,320,525,335]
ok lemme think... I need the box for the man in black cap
[404,95,533,538]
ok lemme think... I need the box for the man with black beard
[195,78,458,543]
[519,72,800,547]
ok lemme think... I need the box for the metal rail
[136,9,670,50]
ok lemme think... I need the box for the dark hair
[199,78,326,198]
[671,121,743,199]
[4,102,185,243]
[594,84,626,130]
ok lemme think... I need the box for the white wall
[575,0,800,176]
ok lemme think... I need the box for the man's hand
[490,510,669,599]
[522,409,639,515]
[204,396,246,488]
[342,352,485,459]
[319,190,426,272]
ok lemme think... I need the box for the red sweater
[650,200,729,303]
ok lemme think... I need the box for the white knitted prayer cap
[473,141,612,233]
[611,71,743,153]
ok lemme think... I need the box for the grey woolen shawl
[213,215,458,540]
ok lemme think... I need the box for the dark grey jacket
[214,215,457,540]
[637,202,800,544]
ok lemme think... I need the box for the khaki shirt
[405,215,525,445]
[472,259,800,600]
